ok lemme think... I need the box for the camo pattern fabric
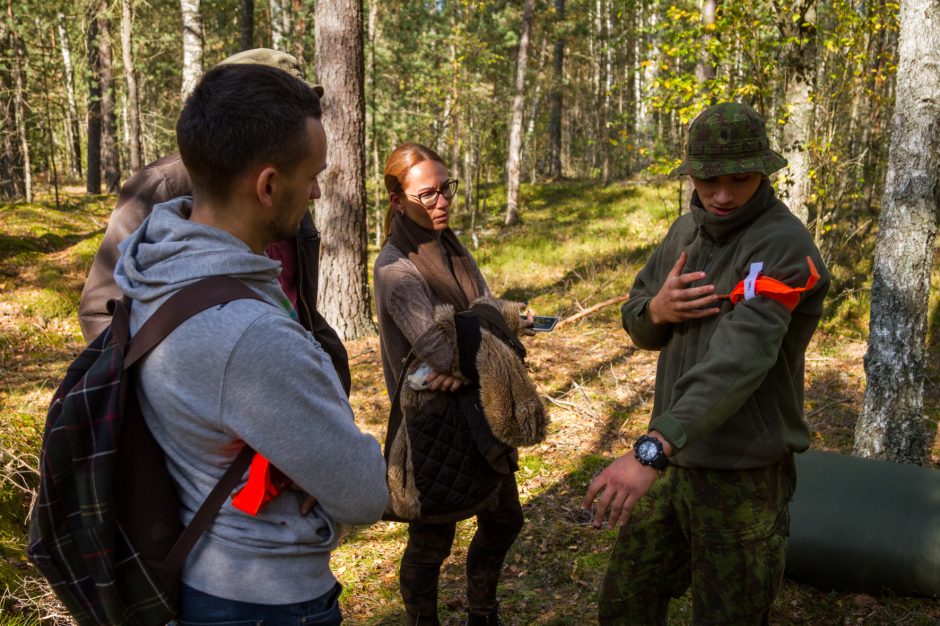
[399,478,523,625]
[598,456,796,625]
[671,102,788,179]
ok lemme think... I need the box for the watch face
[637,440,659,462]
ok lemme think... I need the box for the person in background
[77,48,351,395]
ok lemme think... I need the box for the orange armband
[231,453,290,515]
[717,256,820,312]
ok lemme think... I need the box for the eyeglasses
[405,179,459,208]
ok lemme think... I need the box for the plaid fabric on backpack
[27,277,259,626]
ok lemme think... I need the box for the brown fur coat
[386,297,547,521]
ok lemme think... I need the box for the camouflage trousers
[599,456,796,625]
[400,478,523,625]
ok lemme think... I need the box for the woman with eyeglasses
[374,143,527,626]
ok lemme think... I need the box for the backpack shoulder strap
[123,276,264,369]
[113,276,265,578]
[162,445,254,577]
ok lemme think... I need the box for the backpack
[28,276,262,626]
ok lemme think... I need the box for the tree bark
[241,0,254,50]
[694,0,716,84]
[314,0,375,340]
[547,0,564,179]
[9,0,31,201]
[86,11,101,193]
[779,1,817,225]
[269,0,289,50]
[57,15,83,178]
[180,0,204,99]
[854,0,940,465]
[504,0,535,226]
[97,1,121,192]
[120,0,142,172]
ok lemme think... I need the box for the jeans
[177,581,343,626]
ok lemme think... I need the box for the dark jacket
[621,181,829,470]
[78,153,351,394]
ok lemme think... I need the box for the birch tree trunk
[180,0,204,99]
[86,12,101,193]
[547,0,564,179]
[57,15,83,178]
[779,2,817,225]
[504,0,534,226]
[854,0,940,465]
[314,0,375,340]
[97,3,121,192]
[269,0,289,50]
[120,0,142,172]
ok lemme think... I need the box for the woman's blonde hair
[382,142,446,241]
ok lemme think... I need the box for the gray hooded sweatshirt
[114,197,388,605]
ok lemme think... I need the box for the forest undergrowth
[0,181,938,625]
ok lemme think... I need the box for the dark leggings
[399,478,524,625]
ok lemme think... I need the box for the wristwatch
[633,434,669,470]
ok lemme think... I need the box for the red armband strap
[719,257,820,312]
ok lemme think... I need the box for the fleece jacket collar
[690,178,776,244]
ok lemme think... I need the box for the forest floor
[1,182,939,625]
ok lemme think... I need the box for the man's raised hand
[647,250,720,324]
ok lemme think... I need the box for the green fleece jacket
[622,180,829,470]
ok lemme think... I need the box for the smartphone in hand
[520,314,559,332]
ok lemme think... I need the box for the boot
[466,607,503,626]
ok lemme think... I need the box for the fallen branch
[556,294,630,328]
[349,347,377,361]
[805,397,853,419]
[543,394,600,421]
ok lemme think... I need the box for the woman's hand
[425,370,464,392]
[519,311,536,337]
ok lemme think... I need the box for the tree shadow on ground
[339,341,653,624]
[0,230,102,265]
[499,242,657,305]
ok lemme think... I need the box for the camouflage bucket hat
[671,102,787,178]
[217,48,324,97]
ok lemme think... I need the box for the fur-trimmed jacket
[385,297,547,522]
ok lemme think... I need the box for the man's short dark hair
[176,64,322,202]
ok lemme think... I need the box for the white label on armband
[744,262,764,300]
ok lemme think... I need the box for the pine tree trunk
[240,0,254,50]
[97,3,120,192]
[314,0,375,340]
[854,0,940,466]
[779,3,817,225]
[291,0,306,66]
[57,16,83,178]
[504,0,534,226]
[9,0,31,201]
[0,9,20,198]
[547,0,564,179]
[86,12,101,194]
[180,0,204,99]
[120,0,141,173]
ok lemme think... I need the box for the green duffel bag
[786,450,940,597]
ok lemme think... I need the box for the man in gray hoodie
[114,63,388,624]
